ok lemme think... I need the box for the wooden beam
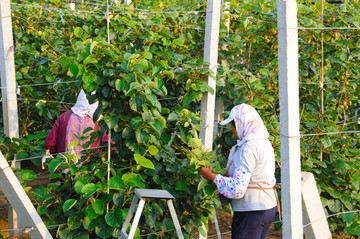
[277,0,303,238]
[200,0,221,151]
[0,0,18,139]
[0,0,21,237]
[214,1,230,137]
[301,172,332,239]
[0,151,53,238]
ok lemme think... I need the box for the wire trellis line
[17,80,79,88]
[280,130,360,138]
[8,145,109,163]
[17,98,75,105]
[299,26,360,31]
[10,2,222,16]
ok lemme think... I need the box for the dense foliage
[0,0,359,238]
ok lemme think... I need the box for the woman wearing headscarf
[201,103,279,239]
[45,89,107,155]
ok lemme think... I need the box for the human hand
[201,166,216,181]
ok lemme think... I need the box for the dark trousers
[231,206,277,239]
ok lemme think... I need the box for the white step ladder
[119,188,184,239]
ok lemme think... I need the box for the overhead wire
[17,98,75,105]
[10,2,211,16]
[12,145,109,163]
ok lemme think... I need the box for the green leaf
[108,177,125,190]
[89,41,97,54]
[122,127,134,139]
[94,169,107,179]
[113,191,125,206]
[84,205,97,219]
[49,158,63,174]
[67,141,79,150]
[103,69,116,77]
[327,199,341,213]
[327,187,341,199]
[105,209,123,227]
[122,173,144,187]
[134,154,155,169]
[115,79,125,91]
[83,56,98,65]
[63,199,77,212]
[69,63,79,76]
[163,70,174,79]
[33,187,45,198]
[59,55,71,69]
[69,164,78,175]
[68,215,81,230]
[172,39,184,46]
[83,83,96,92]
[91,198,105,215]
[104,114,118,129]
[175,181,187,191]
[197,179,208,191]
[81,183,97,197]
[145,52,153,59]
[168,112,180,121]
[102,48,115,59]
[74,27,83,37]
[82,72,95,84]
[95,224,112,239]
[58,225,72,239]
[321,137,332,148]
[148,145,159,156]
[343,212,355,224]
[189,138,203,149]
[135,128,149,144]
[150,120,164,136]
[129,95,145,112]
[130,116,143,128]
[83,217,97,230]
[354,225,360,236]
[138,59,149,70]
[74,181,85,194]
[20,170,37,181]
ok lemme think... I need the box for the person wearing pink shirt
[45,89,109,155]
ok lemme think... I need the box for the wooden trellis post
[0,152,52,239]
[277,0,303,238]
[199,0,221,238]
[214,0,230,137]
[200,0,221,152]
[0,0,22,237]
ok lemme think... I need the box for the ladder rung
[135,188,174,199]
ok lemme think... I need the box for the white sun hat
[219,107,236,125]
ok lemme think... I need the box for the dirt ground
[0,163,282,238]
